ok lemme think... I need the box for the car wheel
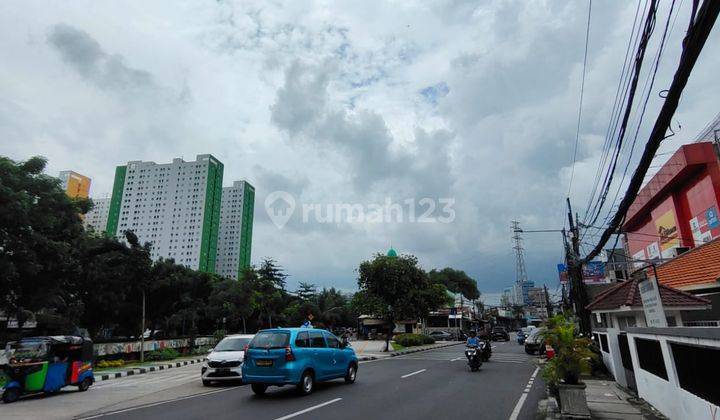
[525,348,533,355]
[344,363,357,384]
[202,380,212,387]
[251,384,268,395]
[3,388,21,404]
[297,370,314,396]
[78,378,92,392]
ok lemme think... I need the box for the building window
[670,342,720,406]
[599,334,609,353]
[635,338,668,380]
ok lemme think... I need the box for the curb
[94,358,205,382]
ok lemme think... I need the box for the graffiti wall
[94,336,216,356]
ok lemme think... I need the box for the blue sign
[707,206,719,229]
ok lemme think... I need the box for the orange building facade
[59,171,91,199]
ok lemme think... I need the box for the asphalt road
[1,339,545,420]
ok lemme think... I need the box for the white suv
[201,334,254,386]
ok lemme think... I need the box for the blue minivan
[242,328,358,396]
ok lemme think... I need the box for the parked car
[524,328,546,355]
[428,331,453,341]
[201,334,254,386]
[242,328,358,396]
[491,327,510,341]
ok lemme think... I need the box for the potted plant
[541,314,594,418]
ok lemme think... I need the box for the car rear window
[249,331,290,349]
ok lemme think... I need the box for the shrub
[145,348,180,361]
[394,333,435,347]
[190,346,212,356]
[97,359,125,369]
[541,314,596,385]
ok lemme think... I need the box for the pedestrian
[301,312,314,328]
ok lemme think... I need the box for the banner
[557,261,608,284]
[655,209,680,257]
[690,205,720,245]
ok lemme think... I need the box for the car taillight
[285,346,295,361]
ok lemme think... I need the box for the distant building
[59,170,91,199]
[84,197,110,233]
[105,154,254,275]
[216,181,255,279]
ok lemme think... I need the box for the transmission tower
[511,221,529,305]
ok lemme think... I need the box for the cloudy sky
[2,1,719,304]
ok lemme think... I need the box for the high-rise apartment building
[103,154,254,277]
[216,181,255,279]
[59,170,91,199]
[84,197,111,232]
[106,154,224,272]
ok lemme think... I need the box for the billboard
[557,261,608,284]
[654,209,680,258]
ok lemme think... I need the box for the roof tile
[655,237,720,289]
[585,278,710,311]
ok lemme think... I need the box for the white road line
[450,357,463,362]
[508,367,539,420]
[273,398,343,420]
[77,386,241,419]
[401,369,427,378]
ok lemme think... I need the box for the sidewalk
[541,379,666,419]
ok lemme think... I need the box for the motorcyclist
[466,330,481,347]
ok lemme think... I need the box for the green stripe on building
[238,183,255,272]
[105,165,127,236]
[199,158,223,273]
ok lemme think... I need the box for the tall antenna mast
[511,221,529,305]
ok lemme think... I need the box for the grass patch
[391,341,406,351]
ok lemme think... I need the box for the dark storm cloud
[47,23,156,93]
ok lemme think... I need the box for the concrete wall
[627,328,720,419]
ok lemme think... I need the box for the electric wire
[567,0,593,197]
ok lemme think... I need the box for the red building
[623,142,720,263]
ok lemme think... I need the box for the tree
[77,230,153,338]
[428,267,480,300]
[244,261,286,328]
[356,254,449,351]
[296,282,318,301]
[0,156,90,340]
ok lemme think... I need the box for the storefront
[623,142,720,264]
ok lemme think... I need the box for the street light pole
[140,290,146,363]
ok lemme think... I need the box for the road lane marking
[450,357,463,362]
[273,398,343,420]
[508,367,539,420]
[401,369,426,378]
[77,386,241,419]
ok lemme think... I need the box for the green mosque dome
[387,247,398,257]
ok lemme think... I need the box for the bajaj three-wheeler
[1,336,94,403]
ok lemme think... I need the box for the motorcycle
[465,346,483,371]
[480,340,492,361]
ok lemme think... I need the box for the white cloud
[1,0,719,295]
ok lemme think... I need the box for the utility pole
[566,198,592,334]
[544,284,553,318]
